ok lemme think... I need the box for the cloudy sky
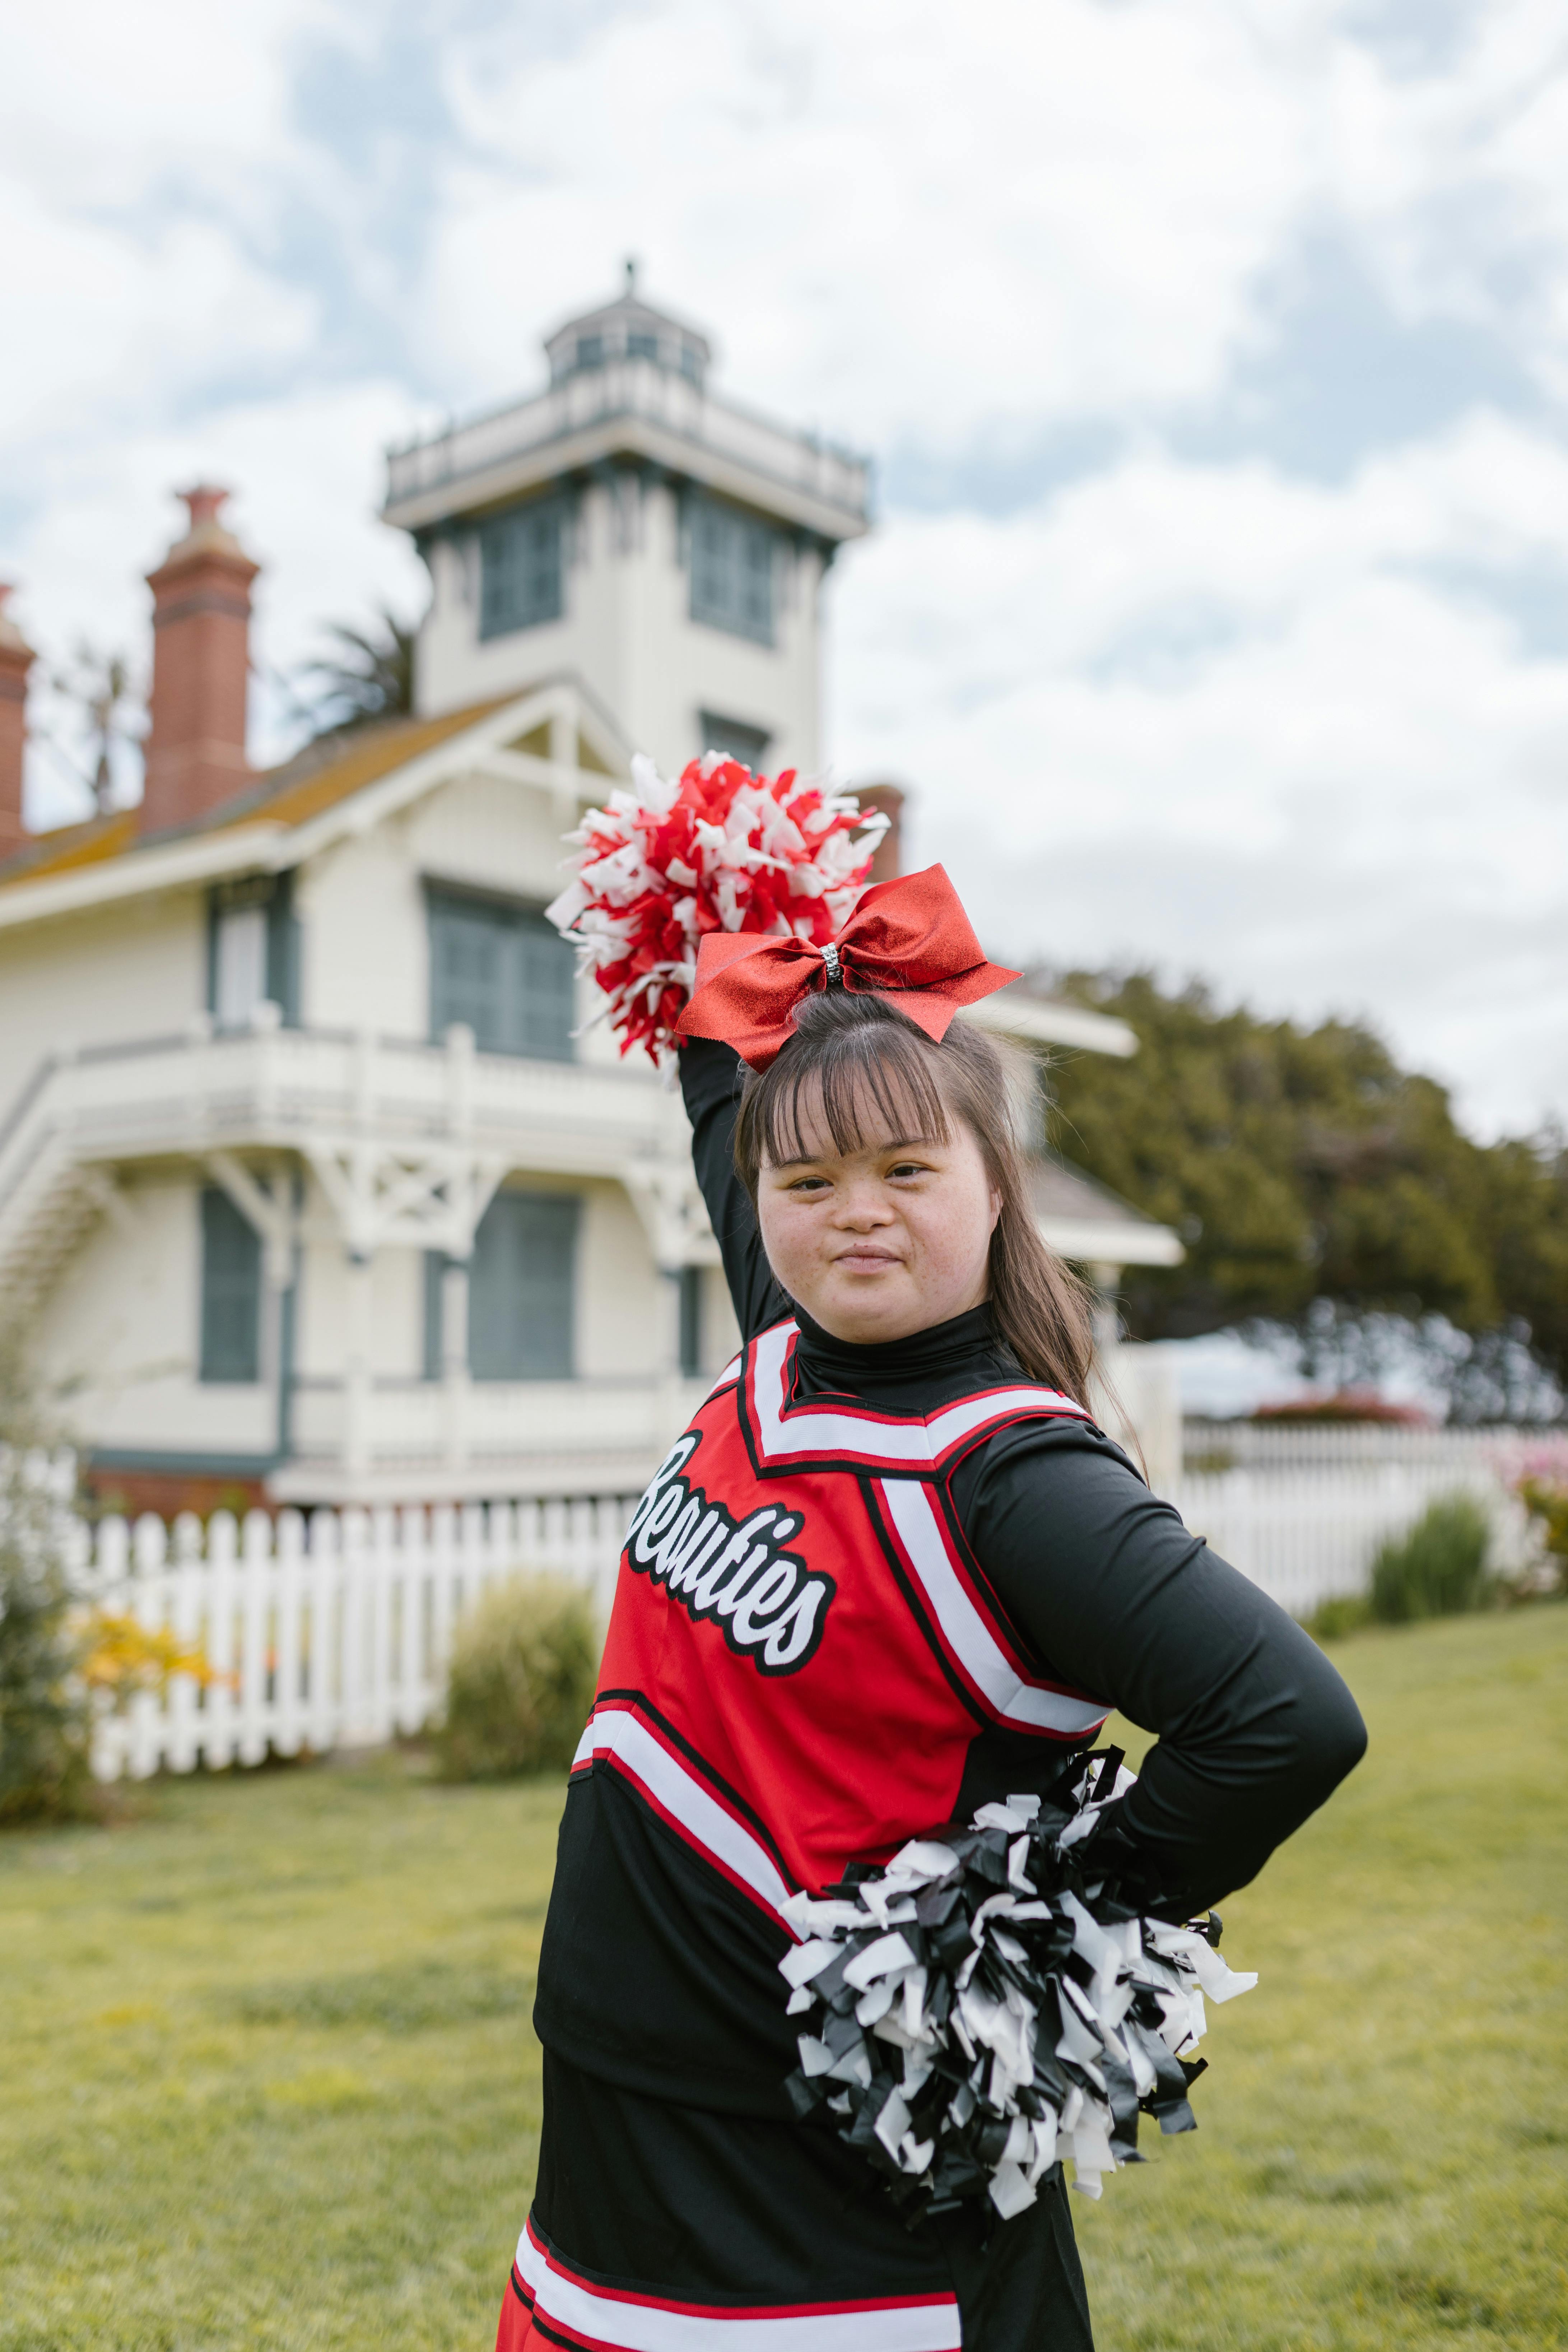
[5,0,1568,1144]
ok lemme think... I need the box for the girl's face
[756,1095,1001,1347]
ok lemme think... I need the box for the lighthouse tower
[383,266,871,779]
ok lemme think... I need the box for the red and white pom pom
[545,753,888,1065]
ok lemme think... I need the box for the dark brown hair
[732,990,1097,1404]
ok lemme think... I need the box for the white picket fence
[1169,1465,1531,1623]
[1169,1422,1543,1620]
[67,1428,1549,1780]
[77,1494,637,1782]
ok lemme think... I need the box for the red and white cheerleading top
[532,1316,1112,2114]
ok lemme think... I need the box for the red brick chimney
[0,585,36,857]
[855,781,906,886]
[142,486,259,834]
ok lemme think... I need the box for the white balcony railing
[0,1019,687,1200]
[0,1019,718,1496]
[384,358,870,530]
[0,1017,714,1358]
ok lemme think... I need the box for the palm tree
[290,607,417,744]
[48,641,141,815]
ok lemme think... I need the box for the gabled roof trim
[0,822,290,934]
[0,686,629,939]
[282,681,628,863]
[962,991,1138,1059]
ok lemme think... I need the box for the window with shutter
[214,905,267,1027]
[428,893,505,1043]
[199,1187,262,1383]
[698,711,771,769]
[516,912,577,1058]
[427,888,575,1061]
[689,494,777,646]
[208,873,300,1028]
[479,498,565,639]
[467,1192,580,1381]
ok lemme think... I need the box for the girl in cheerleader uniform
[497,866,1365,2352]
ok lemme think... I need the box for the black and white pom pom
[778,1750,1256,2220]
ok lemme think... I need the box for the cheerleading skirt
[495,2051,1093,2351]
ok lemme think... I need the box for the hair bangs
[755,1016,951,1168]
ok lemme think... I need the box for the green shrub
[1305,1592,1373,1643]
[0,1361,91,1825]
[434,1574,599,1780]
[1369,1493,1492,1625]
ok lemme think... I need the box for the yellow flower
[75,1610,232,1709]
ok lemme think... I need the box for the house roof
[543,277,713,387]
[0,807,139,886]
[962,987,1137,1062]
[0,681,637,938]
[1028,1153,1185,1270]
[0,696,516,896]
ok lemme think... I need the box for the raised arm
[679,1036,791,1343]
[953,1422,1367,1916]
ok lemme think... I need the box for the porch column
[1088,1261,1122,1363]
[442,1258,472,1470]
[344,1253,374,1479]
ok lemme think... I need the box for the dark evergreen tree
[1042,972,1568,1417]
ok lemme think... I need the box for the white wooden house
[0,275,1179,1513]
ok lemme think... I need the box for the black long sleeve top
[532,1041,1365,2116]
[680,1036,1366,1921]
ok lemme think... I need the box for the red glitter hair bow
[676,864,1021,1070]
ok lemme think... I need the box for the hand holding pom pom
[778,1749,1257,2222]
[545,752,887,1066]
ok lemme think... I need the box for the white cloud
[0,0,317,207]
[0,185,315,448]
[433,0,1316,438]
[1299,2,1568,391]
[829,413,1568,1131]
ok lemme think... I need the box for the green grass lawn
[1,1607,1565,2352]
